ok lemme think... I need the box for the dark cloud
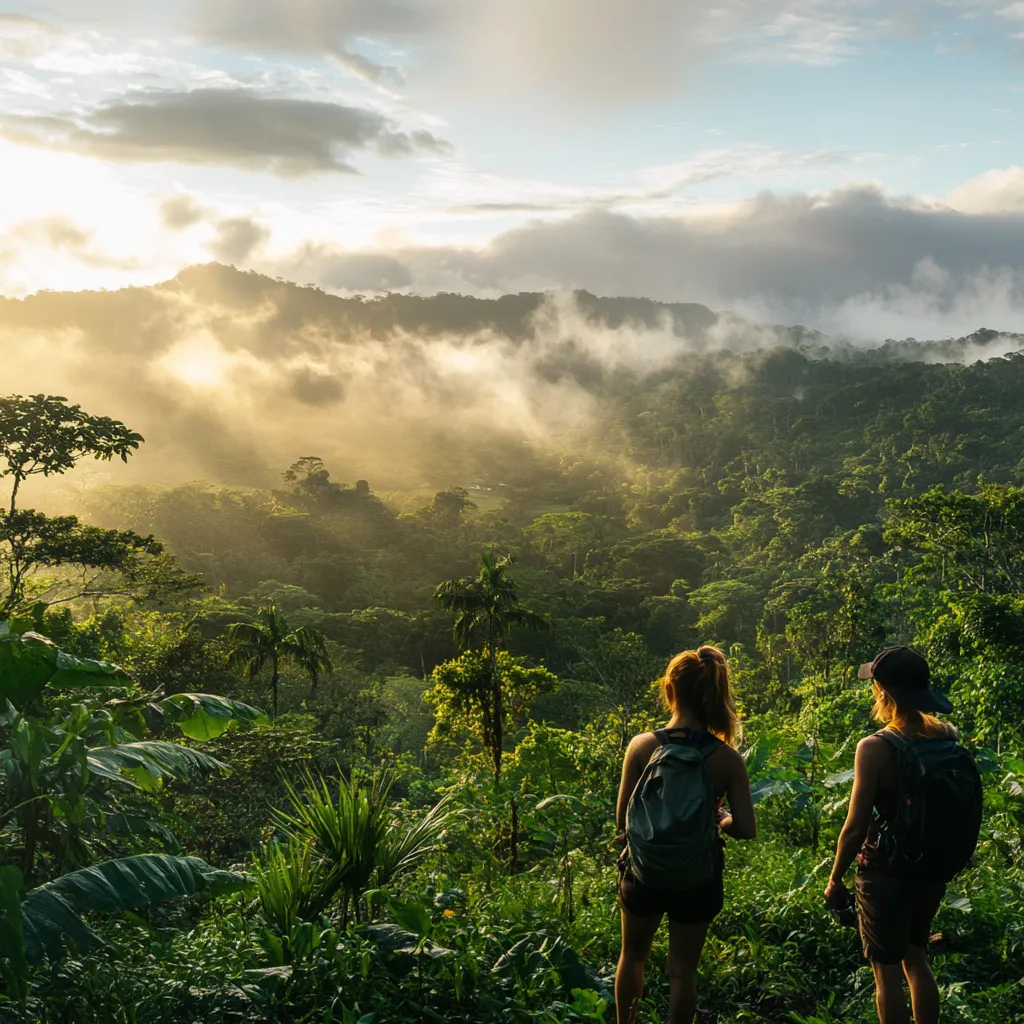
[0,88,452,177]
[211,218,270,264]
[278,187,1024,337]
[161,195,207,230]
[287,248,415,292]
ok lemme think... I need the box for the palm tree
[434,553,545,780]
[225,604,333,720]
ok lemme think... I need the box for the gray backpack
[625,728,722,890]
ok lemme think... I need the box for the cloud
[946,166,1024,212]
[0,215,137,271]
[186,1,897,106]
[428,146,850,217]
[0,87,452,176]
[0,14,62,63]
[161,195,207,230]
[193,0,438,83]
[287,248,415,291]
[274,185,1024,338]
[211,218,270,264]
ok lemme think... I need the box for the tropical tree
[426,650,557,779]
[433,553,546,780]
[0,394,201,616]
[225,604,333,719]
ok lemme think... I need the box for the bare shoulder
[710,743,747,777]
[625,731,659,765]
[856,733,890,766]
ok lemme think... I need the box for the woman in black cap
[824,646,967,1024]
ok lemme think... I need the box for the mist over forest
[3,254,1024,1024]
[4,262,1022,498]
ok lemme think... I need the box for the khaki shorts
[856,869,945,965]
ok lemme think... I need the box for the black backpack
[874,728,983,883]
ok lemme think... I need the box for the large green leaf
[388,897,432,940]
[20,888,99,964]
[159,693,267,740]
[0,625,129,708]
[87,741,228,791]
[49,648,130,689]
[21,855,250,963]
[0,629,61,706]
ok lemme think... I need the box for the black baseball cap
[857,646,953,714]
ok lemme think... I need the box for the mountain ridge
[2,262,1021,361]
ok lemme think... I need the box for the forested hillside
[1,278,1023,1022]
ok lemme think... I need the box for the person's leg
[615,909,662,1024]
[902,944,940,1024]
[872,961,911,1024]
[666,920,709,1024]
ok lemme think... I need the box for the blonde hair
[871,682,954,738]
[662,645,742,748]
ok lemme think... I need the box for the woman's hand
[824,877,852,911]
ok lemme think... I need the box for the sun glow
[158,337,235,390]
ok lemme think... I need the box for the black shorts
[856,869,946,964]
[618,854,724,925]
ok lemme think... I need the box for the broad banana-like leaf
[0,624,129,708]
[159,693,267,740]
[49,649,130,689]
[21,855,251,963]
[87,741,228,791]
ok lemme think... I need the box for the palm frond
[376,794,456,887]
[22,855,249,964]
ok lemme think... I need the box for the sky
[2,0,1024,337]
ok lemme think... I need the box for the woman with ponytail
[614,645,756,1024]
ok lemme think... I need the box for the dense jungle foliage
[2,315,1024,1023]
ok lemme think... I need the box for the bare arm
[826,737,881,901]
[718,748,757,840]
[615,735,652,844]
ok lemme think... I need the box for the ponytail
[662,644,742,747]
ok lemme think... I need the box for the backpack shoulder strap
[875,727,913,754]
[656,727,722,760]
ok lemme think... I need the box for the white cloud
[6,0,908,107]
[946,166,1024,212]
[416,145,851,218]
